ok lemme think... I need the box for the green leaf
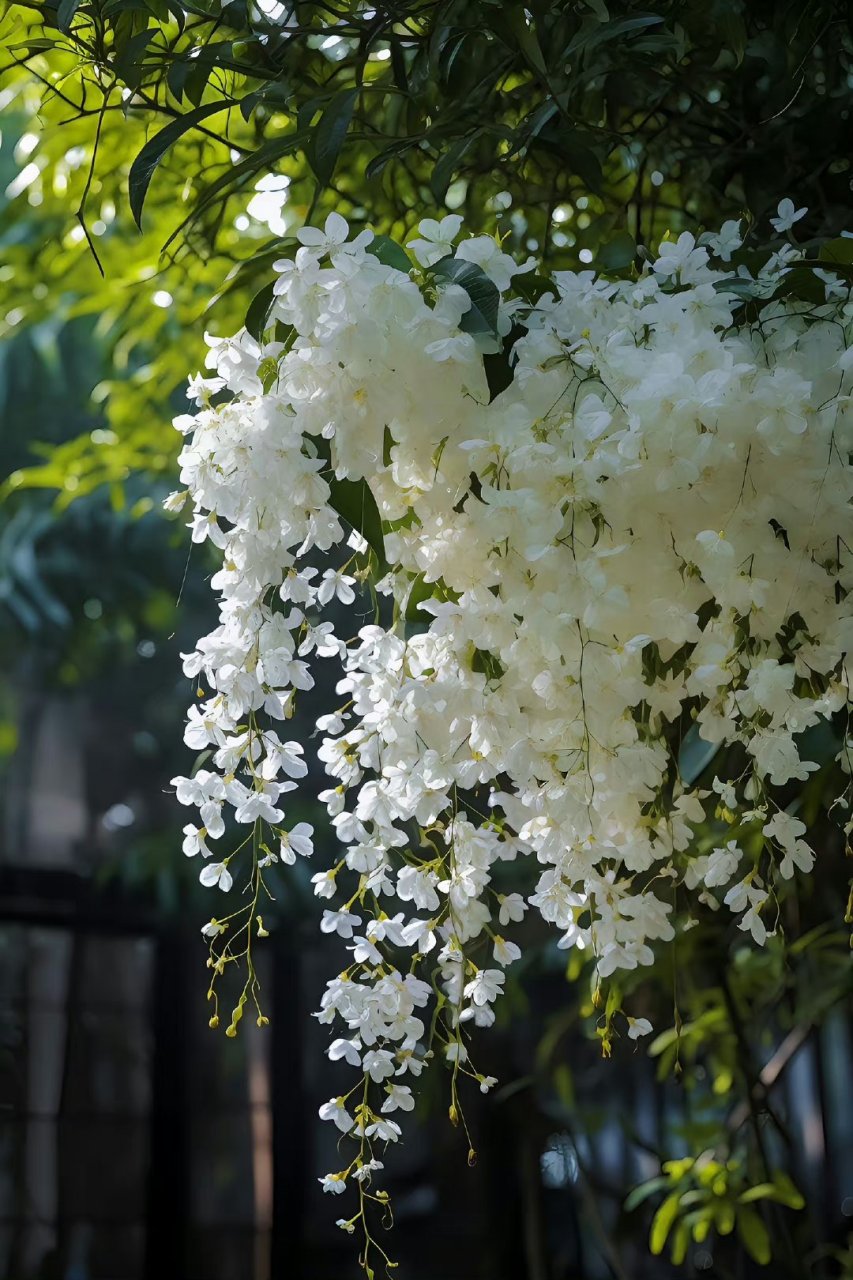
[736,1206,772,1265]
[500,5,547,75]
[564,13,664,59]
[309,88,357,187]
[56,0,82,30]
[128,102,225,228]
[245,281,276,342]
[820,238,853,267]
[432,256,500,338]
[431,132,480,204]
[514,273,556,305]
[670,1220,690,1266]
[327,475,386,570]
[678,723,722,784]
[113,29,158,90]
[650,1192,681,1255]
[739,1182,777,1205]
[483,323,524,401]
[562,136,604,194]
[770,1171,805,1210]
[365,235,412,273]
[404,573,434,622]
[365,138,418,181]
[598,231,637,271]
[624,1176,669,1213]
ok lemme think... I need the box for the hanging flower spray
[169,204,853,1270]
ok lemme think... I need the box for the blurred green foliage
[0,0,852,491]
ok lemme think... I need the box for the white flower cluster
[169,205,852,1261]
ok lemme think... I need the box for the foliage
[1,0,853,492]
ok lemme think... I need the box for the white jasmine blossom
[172,206,852,1263]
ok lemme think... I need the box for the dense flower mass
[169,205,853,1265]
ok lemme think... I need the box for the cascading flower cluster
[168,205,852,1267]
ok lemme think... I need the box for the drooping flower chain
[169,206,853,1267]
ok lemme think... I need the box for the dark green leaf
[365,235,412,272]
[57,0,82,30]
[309,88,358,187]
[736,1206,772,1265]
[113,30,158,90]
[514,274,556,305]
[431,132,480,204]
[404,573,434,622]
[433,256,500,338]
[820,238,853,267]
[499,5,547,75]
[598,231,637,271]
[128,101,225,228]
[245,281,276,342]
[365,138,418,181]
[327,476,386,570]
[678,723,722,784]
[483,323,525,400]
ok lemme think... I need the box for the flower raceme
[169,205,853,1267]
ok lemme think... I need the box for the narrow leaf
[245,281,276,343]
[57,0,82,30]
[736,1206,772,1265]
[129,102,224,228]
[430,132,479,204]
[310,88,357,187]
[650,1192,681,1255]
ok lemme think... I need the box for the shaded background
[1,1,853,1276]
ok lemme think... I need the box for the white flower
[652,232,710,282]
[704,841,741,888]
[297,211,372,256]
[311,870,338,899]
[319,1097,354,1133]
[173,211,852,1247]
[463,968,505,1006]
[279,823,314,864]
[493,936,521,966]
[381,1084,414,1113]
[770,198,807,233]
[455,235,532,292]
[319,1173,347,1195]
[407,214,463,266]
[182,824,211,858]
[199,861,232,892]
[702,218,742,262]
[328,1038,362,1067]
[317,569,357,605]
[364,1118,402,1143]
[498,893,527,926]
[363,1049,395,1082]
[321,909,362,939]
